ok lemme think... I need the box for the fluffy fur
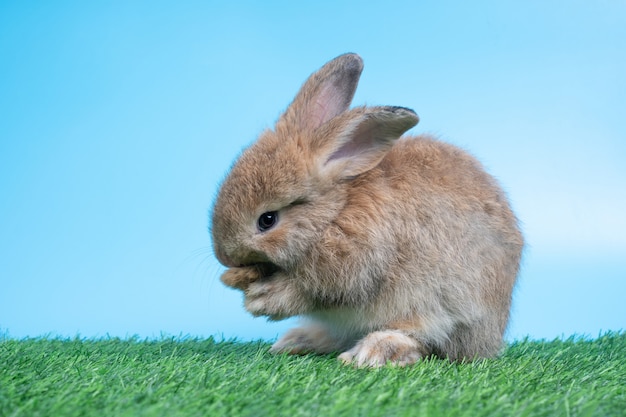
[211,53,523,367]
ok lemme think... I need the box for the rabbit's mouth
[252,262,281,280]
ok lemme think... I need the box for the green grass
[1,332,624,417]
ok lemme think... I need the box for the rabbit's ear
[317,106,419,179]
[280,53,363,132]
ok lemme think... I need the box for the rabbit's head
[211,54,418,280]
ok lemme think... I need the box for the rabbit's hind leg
[338,330,429,367]
[270,321,348,355]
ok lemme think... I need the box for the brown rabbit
[211,53,523,367]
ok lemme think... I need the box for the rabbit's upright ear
[280,53,364,132]
[316,106,419,179]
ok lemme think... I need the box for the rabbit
[211,53,523,367]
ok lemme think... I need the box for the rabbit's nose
[215,245,270,268]
[214,246,238,268]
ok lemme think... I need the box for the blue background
[1,1,624,342]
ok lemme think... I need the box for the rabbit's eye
[257,211,278,232]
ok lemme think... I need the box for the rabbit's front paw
[338,330,425,367]
[244,278,302,320]
[220,267,261,290]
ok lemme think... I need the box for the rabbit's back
[324,134,523,356]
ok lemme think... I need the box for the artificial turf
[1,332,624,416]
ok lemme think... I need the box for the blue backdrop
[1,1,624,341]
